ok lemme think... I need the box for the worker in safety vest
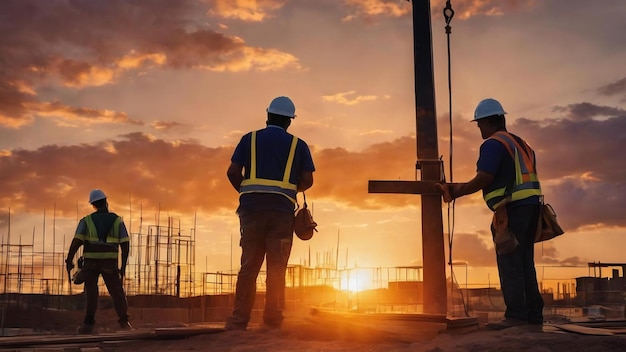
[437,98,543,330]
[65,189,131,334]
[225,96,315,330]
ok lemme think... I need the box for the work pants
[228,210,294,328]
[493,204,544,323]
[82,258,129,324]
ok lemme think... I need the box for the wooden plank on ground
[0,330,155,348]
[0,325,225,348]
[574,319,626,328]
[547,323,615,336]
[154,326,224,337]
[306,308,449,342]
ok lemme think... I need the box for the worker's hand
[435,183,454,203]
[65,259,75,272]
[120,265,126,281]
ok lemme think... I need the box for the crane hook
[443,1,455,33]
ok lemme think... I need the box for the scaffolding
[1,209,198,298]
[2,222,427,298]
[126,217,195,297]
[1,206,428,300]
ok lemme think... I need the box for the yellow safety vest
[75,214,128,259]
[239,131,299,203]
[483,131,542,210]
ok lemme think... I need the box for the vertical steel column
[411,0,447,315]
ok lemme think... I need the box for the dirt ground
[5,306,626,351]
[110,320,626,352]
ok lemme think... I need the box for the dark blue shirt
[75,210,129,242]
[231,125,315,214]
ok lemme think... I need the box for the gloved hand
[120,265,126,281]
[65,259,74,272]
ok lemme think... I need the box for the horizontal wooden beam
[368,180,460,196]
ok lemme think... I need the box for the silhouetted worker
[437,98,543,330]
[225,96,315,330]
[65,189,132,334]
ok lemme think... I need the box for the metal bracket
[415,158,443,170]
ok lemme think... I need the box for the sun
[339,268,375,292]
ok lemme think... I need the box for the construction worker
[437,98,543,330]
[225,96,315,330]
[65,189,132,334]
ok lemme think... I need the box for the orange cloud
[322,91,384,106]
[197,46,302,72]
[0,80,38,128]
[117,52,167,70]
[30,101,143,127]
[206,0,286,22]
[0,103,624,232]
[152,121,184,131]
[0,1,302,128]
[342,0,411,21]
[57,59,115,87]
[0,133,420,218]
[341,0,538,21]
[431,0,538,20]
[0,133,235,217]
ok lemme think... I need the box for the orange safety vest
[483,131,542,210]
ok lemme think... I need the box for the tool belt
[491,204,519,255]
[535,200,565,242]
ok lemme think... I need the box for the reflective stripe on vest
[82,214,124,260]
[484,131,542,210]
[239,131,299,203]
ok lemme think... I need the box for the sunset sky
[1,0,625,286]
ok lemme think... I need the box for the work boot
[118,320,133,330]
[262,319,282,329]
[77,322,94,334]
[224,319,247,331]
[258,322,281,332]
[485,318,527,330]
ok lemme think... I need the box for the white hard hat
[267,96,296,118]
[473,98,507,121]
[88,189,107,204]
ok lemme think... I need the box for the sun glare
[339,268,375,292]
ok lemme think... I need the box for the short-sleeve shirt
[477,138,539,208]
[231,125,315,214]
[75,210,129,242]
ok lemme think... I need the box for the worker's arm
[117,218,131,279]
[226,162,244,191]
[437,171,494,203]
[66,238,83,264]
[454,170,495,198]
[297,170,313,192]
[120,241,130,279]
[65,237,83,271]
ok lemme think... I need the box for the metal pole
[411,0,447,315]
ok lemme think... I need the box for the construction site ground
[3,307,626,352]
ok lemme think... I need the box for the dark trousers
[228,210,294,328]
[493,204,544,323]
[82,258,129,324]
